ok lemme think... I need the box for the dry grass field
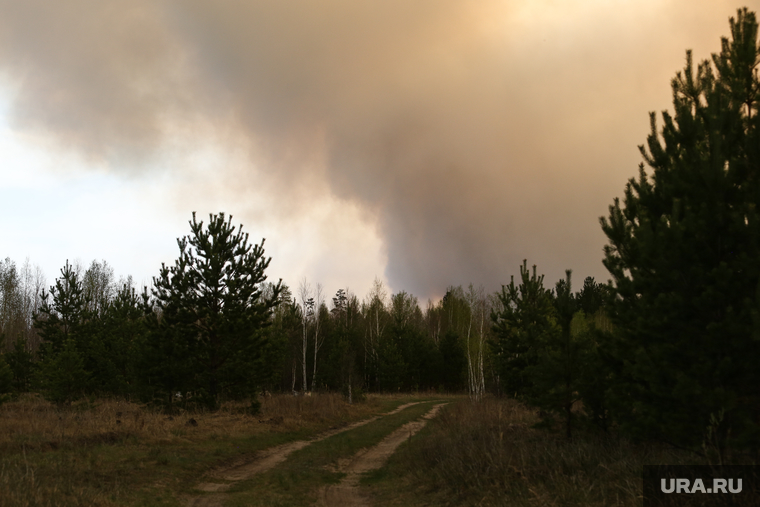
[366,396,706,506]
[0,393,710,506]
[0,393,375,450]
[0,392,393,506]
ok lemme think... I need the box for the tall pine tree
[601,9,760,452]
[490,260,559,399]
[33,260,88,358]
[149,212,282,409]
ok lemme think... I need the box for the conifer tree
[35,338,89,405]
[377,335,405,391]
[439,329,466,392]
[491,261,559,399]
[33,260,88,358]
[526,272,589,438]
[0,335,13,403]
[258,282,292,393]
[6,335,34,393]
[32,260,96,399]
[320,288,363,400]
[88,283,145,396]
[576,277,607,316]
[600,9,760,451]
[149,212,282,409]
[0,355,12,404]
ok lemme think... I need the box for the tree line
[0,228,607,415]
[1,8,759,457]
[0,250,504,408]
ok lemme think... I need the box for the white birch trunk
[466,311,475,400]
[299,279,312,394]
[466,284,487,401]
[302,318,308,393]
[311,283,323,391]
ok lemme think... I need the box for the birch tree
[465,284,487,401]
[82,260,116,316]
[0,259,24,347]
[298,278,314,393]
[363,278,388,390]
[311,283,324,391]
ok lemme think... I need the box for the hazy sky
[0,0,756,301]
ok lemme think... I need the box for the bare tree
[311,283,324,391]
[364,277,387,388]
[424,299,442,346]
[465,284,488,401]
[83,260,116,316]
[22,260,46,351]
[0,258,23,349]
[298,278,314,393]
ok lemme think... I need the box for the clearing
[0,393,452,506]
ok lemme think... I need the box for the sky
[0,0,757,302]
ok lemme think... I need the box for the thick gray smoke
[0,0,748,298]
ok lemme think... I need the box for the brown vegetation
[0,393,377,451]
[0,392,384,506]
[375,397,703,506]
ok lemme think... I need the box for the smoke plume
[0,0,748,297]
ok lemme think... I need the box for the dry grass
[375,396,704,507]
[0,392,386,506]
[258,392,377,427]
[0,392,378,453]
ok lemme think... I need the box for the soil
[318,403,448,507]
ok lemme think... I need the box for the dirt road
[318,403,448,507]
[186,401,426,507]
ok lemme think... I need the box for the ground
[0,393,452,506]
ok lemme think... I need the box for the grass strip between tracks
[218,400,444,507]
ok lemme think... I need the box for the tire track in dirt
[318,403,448,507]
[186,402,423,507]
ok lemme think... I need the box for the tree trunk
[311,284,323,391]
[302,320,308,393]
[312,321,319,391]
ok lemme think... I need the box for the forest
[2,7,760,466]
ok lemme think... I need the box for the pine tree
[490,260,559,399]
[576,277,607,316]
[88,283,145,396]
[32,260,95,398]
[149,212,282,409]
[439,329,466,392]
[6,335,34,393]
[437,287,473,393]
[377,334,405,391]
[321,288,362,398]
[33,260,88,359]
[526,271,589,438]
[35,338,89,405]
[0,357,12,404]
[257,282,291,393]
[600,9,760,451]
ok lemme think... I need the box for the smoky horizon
[0,0,752,300]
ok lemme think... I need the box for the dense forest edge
[1,7,760,505]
